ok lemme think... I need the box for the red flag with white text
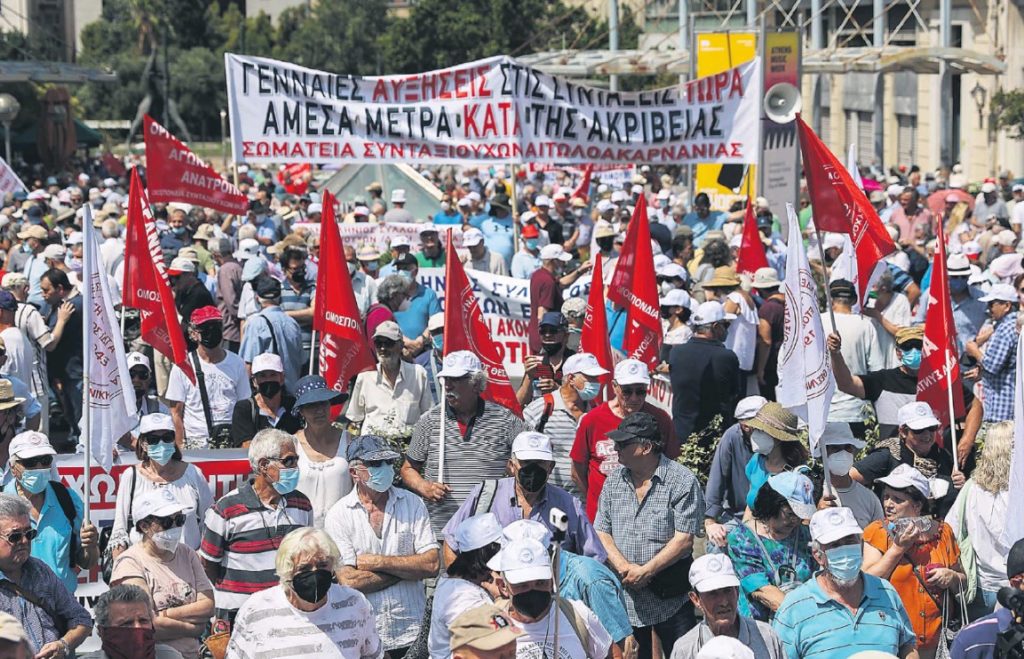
[442,229,523,416]
[314,190,375,394]
[917,223,965,443]
[572,165,594,202]
[607,195,662,369]
[736,199,770,276]
[123,168,194,383]
[580,256,614,400]
[143,115,247,215]
[797,115,896,302]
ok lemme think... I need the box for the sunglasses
[19,455,52,469]
[373,339,397,350]
[899,342,923,351]
[143,433,176,445]
[907,426,938,435]
[0,528,36,545]
[618,386,648,397]
[150,513,186,530]
[612,439,640,451]
[268,455,299,469]
[539,327,564,337]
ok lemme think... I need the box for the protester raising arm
[827,332,867,399]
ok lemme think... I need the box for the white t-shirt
[164,351,251,442]
[513,599,613,659]
[946,483,1010,592]
[428,577,492,659]
[0,326,33,392]
[724,291,758,371]
[874,293,912,369]
[821,312,886,422]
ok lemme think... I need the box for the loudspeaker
[763,82,803,124]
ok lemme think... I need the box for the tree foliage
[992,88,1024,140]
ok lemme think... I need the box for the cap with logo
[613,358,650,385]
[448,604,523,652]
[897,401,940,430]
[453,513,503,553]
[562,353,609,377]
[876,463,931,499]
[346,435,401,463]
[511,432,553,462]
[438,350,484,378]
[688,554,741,593]
[252,353,284,374]
[135,488,186,521]
[492,538,551,584]
[139,413,175,435]
[767,471,817,520]
[127,351,151,372]
[809,507,862,544]
[9,431,55,460]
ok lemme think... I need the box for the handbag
[191,352,233,448]
[199,631,230,659]
[648,555,693,599]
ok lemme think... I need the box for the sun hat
[292,374,344,411]
[814,421,865,456]
[745,402,801,442]
[448,604,523,651]
[0,380,24,411]
[704,266,741,288]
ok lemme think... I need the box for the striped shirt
[198,479,313,623]
[14,301,51,400]
[406,399,526,538]
[522,389,584,497]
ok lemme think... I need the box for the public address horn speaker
[763,82,803,124]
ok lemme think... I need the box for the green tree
[992,88,1024,140]
[272,0,387,73]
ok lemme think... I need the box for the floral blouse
[726,521,814,621]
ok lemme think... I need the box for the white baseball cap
[562,353,610,377]
[511,432,553,462]
[996,229,1017,247]
[461,228,484,247]
[596,199,615,214]
[457,197,472,208]
[498,520,552,548]
[493,538,552,584]
[734,395,768,421]
[138,413,175,435]
[9,431,55,460]
[539,244,571,262]
[520,210,537,224]
[611,190,628,203]
[307,203,323,215]
[809,507,862,545]
[877,463,931,499]
[391,189,406,203]
[438,350,483,378]
[234,238,261,261]
[134,488,185,521]
[427,313,445,333]
[390,235,412,249]
[252,353,284,374]
[696,636,754,659]
[822,233,846,251]
[168,257,195,274]
[691,301,736,325]
[659,289,691,309]
[979,283,1018,303]
[41,244,66,261]
[688,554,741,593]
[896,401,940,430]
[453,513,503,553]
[534,195,552,207]
[127,351,151,371]
[817,421,865,451]
[982,182,998,193]
[613,358,650,386]
[963,240,982,256]
[657,263,687,280]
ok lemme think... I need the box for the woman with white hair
[226,527,383,658]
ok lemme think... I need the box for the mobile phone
[534,364,555,381]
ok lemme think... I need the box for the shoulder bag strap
[191,351,216,436]
[471,479,499,516]
[556,598,592,653]
[260,314,280,357]
[0,580,58,622]
[744,520,780,582]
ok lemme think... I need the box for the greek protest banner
[225,53,762,166]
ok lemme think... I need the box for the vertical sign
[759,30,802,241]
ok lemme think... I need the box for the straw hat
[704,266,741,288]
[745,402,801,442]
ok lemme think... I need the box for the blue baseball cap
[767,471,817,520]
[539,311,567,328]
[0,291,16,312]
[292,374,344,413]
[345,435,400,463]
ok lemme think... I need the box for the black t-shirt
[855,439,959,516]
[860,367,975,439]
[230,394,303,447]
[538,217,565,246]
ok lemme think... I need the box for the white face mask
[827,450,855,476]
[347,262,357,276]
[152,526,183,553]
[750,429,775,455]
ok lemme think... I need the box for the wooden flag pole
[814,227,838,499]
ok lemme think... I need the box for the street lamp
[219,109,228,171]
[971,82,988,129]
[0,94,21,165]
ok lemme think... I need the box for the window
[896,115,916,167]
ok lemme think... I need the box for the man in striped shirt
[198,428,313,628]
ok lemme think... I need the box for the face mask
[660,307,674,320]
[172,226,187,236]
[597,237,615,252]
[824,544,863,583]
[432,335,444,352]
[258,381,283,399]
[516,463,549,493]
[198,325,223,349]
[67,256,83,273]
[291,568,335,603]
[750,429,775,455]
[18,468,48,495]
[146,442,175,466]
[827,450,854,476]
[398,270,414,282]
[512,589,552,619]
[949,278,969,294]
[576,380,601,401]
[566,327,581,352]
[901,348,922,370]
[397,298,411,312]
[152,526,182,553]
[540,342,561,356]
[290,265,307,281]
[101,626,156,659]
[347,262,358,276]
[525,238,539,250]
[272,467,300,495]
[364,463,394,492]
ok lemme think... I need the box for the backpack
[50,482,79,569]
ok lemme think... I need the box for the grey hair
[874,269,895,293]
[275,528,341,584]
[0,493,30,521]
[100,219,121,239]
[377,274,409,304]
[94,584,151,627]
[248,429,296,471]
[470,370,488,392]
[209,238,233,256]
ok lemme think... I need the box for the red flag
[314,190,375,395]
[123,168,194,383]
[143,115,247,216]
[797,115,896,302]
[917,222,965,443]
[442,230,523,416]
[102,152,126,177]
[736,199,770,276]
[607,195,662,368]
[580,256,613,401]
[278,163,311,196]
[571,165,594,202]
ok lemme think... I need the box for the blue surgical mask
[901,347,922,370]
[146,442,175,466]
[272,467,300,495]
[525,238,539,250]
[172,226,187,236]
[364,464,394,493]
[824,544,863,583]
[398,270,413,282]
[949,278,969,294]
[577,381,601,401]
[432,335,443,352]
[18,468,48,495]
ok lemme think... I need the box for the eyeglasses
[899,342,923,352]
[0,528,36,545]
[129,368,150,380]
[618,386,648,398]
[373,339,397,350]
[143,433,176,445]
[150,513,186,530]
[19,455,52,469]
[612,439,639,452]
[268,455,299,469]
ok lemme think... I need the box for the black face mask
[517,462,549,493]
[198,325,223,349]
[290,266,306,281]
[257,381,282,398]
[540,341,562,356]
[291,569,335,603]
[660,307,674,319]
[512,589,552,619]
[596,237,615,252]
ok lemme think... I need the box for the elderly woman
[365,274,410,343]
[293,374,351,528]
[110,489,214,659]
[227,527,383,658]
[110,414,213,557]
[864,463,965,659]
[726,471,816,621]
[946,420,1012,615]
[428,513,503,658]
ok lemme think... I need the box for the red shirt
[569,401,678,520]
[528,267,562,353]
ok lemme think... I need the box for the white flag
[847,143,864,190]
[777,203,836,456]
[79,207,135,473]
[0,157,25,197]
[1002,330,1024,545]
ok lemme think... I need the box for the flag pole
[437,380,446,483]
[946,377,961,473]
[82,214,93,525]
[509,163,521,254]
[308,330,316,375]
[813,227,837,499]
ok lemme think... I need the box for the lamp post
[219,109,228,171]
[971,82,987,130]
[0,94,21,165]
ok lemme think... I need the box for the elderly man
[492,538,614,658]
[384,189,414,223]
[975,181,1010,224]
[401,350,526,539]
[417,226,446,267]
[16,225,49,308]
[670,555,784,658]
[81,584,184,659]
[0,493,93,656]
[890,186,934,247]
[346,320,432,438]
[443,431,606,562]
[773,507,918,658]
[238,276,304,391]
[595,411,706,659]
[326,435,439,657]
[463,228,507,276]
[198,429,313,627]
[572,359,680,521]
[449,604,523,659]
[965,283,1019,423]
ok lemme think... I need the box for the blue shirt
[980,311,1018,422]
[949,607,1011,658]
[478,216,515,265]
[21,253,49,308]
[558,551,633,642]
[432,210,462,225]
[772,572,915,658]
[441,477,607,563]
[393,283,441,340]
[0,557,93,650]
[682,210,726,246]
[238,306,305,391]
[914,286,987,354]
[510,250,541,280]
[2,481,84,594]
[279,276,316,350]
[607,302,627,354]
